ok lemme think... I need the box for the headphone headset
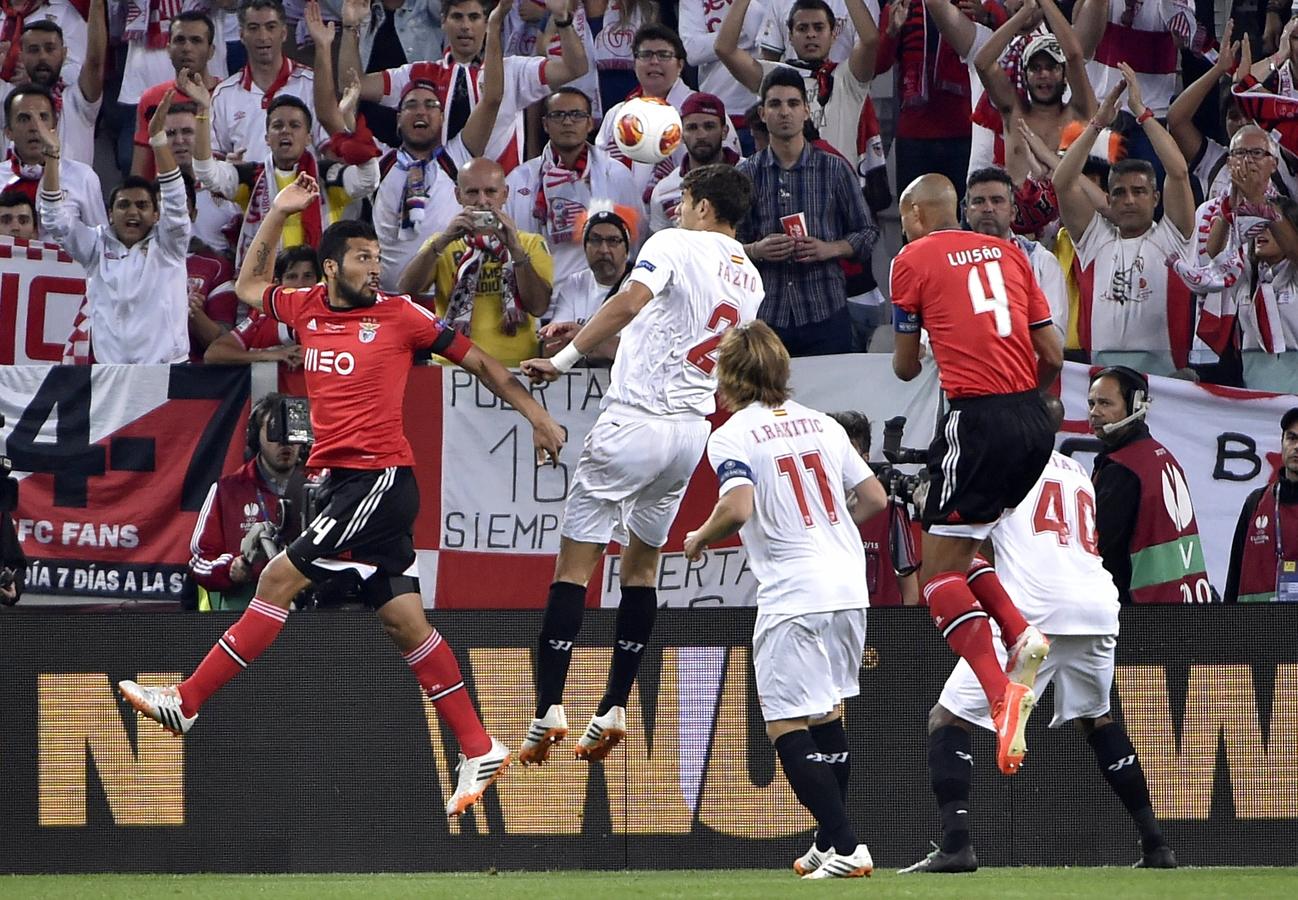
[245,394,283,461]
[1092,366,1150,434]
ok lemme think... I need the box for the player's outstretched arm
[458,344,567,463]
[520,281,652,382]
[683,486,755,561]
[235,173,320,309]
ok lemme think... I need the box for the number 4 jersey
[890,230,1053,398]
[990,451,1120,635]
[708,401,875,616]
[605,229,764,417]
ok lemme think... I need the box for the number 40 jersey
[605,229,764,417]
[990,451,1121,635]
[890,230,1053,399]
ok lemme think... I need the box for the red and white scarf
[2,150,42,203]
[241,57,298,109]
[124,0,183,50]
[444,232,524,338]
[532,143,615,246]
[235,151,324,266]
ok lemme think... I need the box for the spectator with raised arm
[0,0,104,166]
[679,0,763,142]
[3,83,105,237]
[348,0,588,173]
[308,0,505,290]
[37,90,192,364]
[716,0,878,175]
[974,0,1095,189]
[130,11,223,178]
[189,66,380,266]
[1053,69,1197,375]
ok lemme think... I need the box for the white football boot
[446,737,511,817]
[1005,625,1050,691]
[117,680,197,736]
[792,839,829,876]
[801,843,874,879]
[574,705,627,762]
[518,704,569,767]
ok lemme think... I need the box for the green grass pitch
[2,868,1296,899]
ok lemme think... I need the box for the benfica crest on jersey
[358,318,380,344]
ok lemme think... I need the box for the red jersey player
[890,173,1063,778]
[119,173,567,821]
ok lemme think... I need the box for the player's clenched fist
[520,356,561,384]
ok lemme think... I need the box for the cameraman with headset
[189,393,304,611]
[1087,367,1213,604]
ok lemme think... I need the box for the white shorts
[752,608,868,722]
[938,633,1116,730]
[560,410,711,548]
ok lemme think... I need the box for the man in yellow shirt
[398,158,552,366]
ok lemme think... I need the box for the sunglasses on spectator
[1228,147,1272,160]
[634,50,679,61]
[545,110,591,123]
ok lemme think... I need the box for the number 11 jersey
[890,229,1052,398]
[606,229,764,417]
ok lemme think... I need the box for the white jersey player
[517,165,764,769]
[684,321,886,879]
[900,398,1177,875]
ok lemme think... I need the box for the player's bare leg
[768,717,872,879]
[118,553,308,736]
[520,538,604,766]
[574,530,660,762]
[377,591,509,817]
[1077,715,1176,868]
[921,534,1035,775]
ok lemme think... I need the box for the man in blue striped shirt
[737,66,877,356]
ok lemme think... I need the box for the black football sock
[809,717,851,804]
[775,729,858,855]
[534,581,586,718]
[930,725,974,853]
[596,585,657,716]
[1088,722,1165,852]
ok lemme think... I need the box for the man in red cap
[649,91,742,231]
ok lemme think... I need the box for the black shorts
[287,466,419,586]
[921,390,1054,531]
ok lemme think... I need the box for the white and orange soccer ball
[613,97,683,165]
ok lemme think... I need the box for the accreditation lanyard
[1273,484,1298,602]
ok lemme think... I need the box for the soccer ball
[613,97,683,165]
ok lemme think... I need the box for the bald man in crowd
[398,157,554,366]
[891,173,1062,778]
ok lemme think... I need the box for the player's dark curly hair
[829,411,871,455]
[681,164,753,228]
[318,220,379,272]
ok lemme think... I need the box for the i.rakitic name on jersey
[749,417,826,444]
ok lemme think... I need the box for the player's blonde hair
[715,321,791,409]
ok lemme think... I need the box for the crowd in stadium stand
[0,0,1294,389]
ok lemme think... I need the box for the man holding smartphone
[397,157,553,366]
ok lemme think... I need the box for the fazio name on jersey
[946,246,1003,267]
[716,259,759,292]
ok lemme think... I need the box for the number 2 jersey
[990,451,1120,635]
[708,400,875,616]
[890,230,1052,398]
[605,229,764,417]
[263,283,471,469]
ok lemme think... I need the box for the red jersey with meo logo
[263,284,470,469]
[889,229,1052,398]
